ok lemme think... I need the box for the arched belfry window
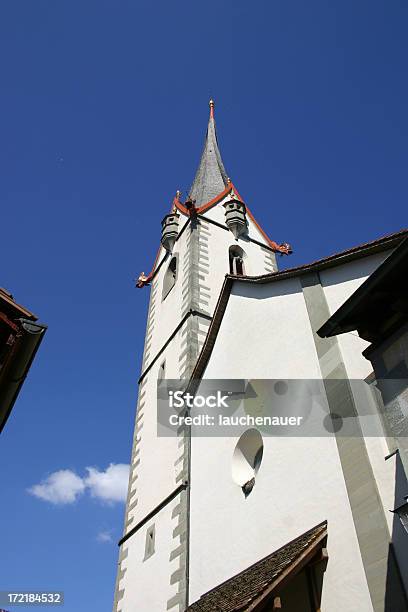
[229,245,246,276]
[162,255,178,300]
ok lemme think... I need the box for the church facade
[113,102,408,612]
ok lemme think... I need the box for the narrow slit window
[144,524,155,560]
[158,360,166,385]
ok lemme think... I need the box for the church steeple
[189,99,229,208]
[135,101,292,288]
[115,101,293,612]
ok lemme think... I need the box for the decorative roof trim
[178,181,291,250]
[193,183,232,214]
[137,182,291,288]
[136,247,161,288]
[136,196,181,287]
[136,214,192,288]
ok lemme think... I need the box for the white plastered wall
[188,275,376,611]
[320,250,396,532]
[118,491,183,612]
[117,201,281,611]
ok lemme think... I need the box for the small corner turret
[160,209,180,253]
[223,189,248,240]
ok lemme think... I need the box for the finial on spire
[209,99,215,118]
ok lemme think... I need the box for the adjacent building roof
[0,289,47,433]
[0,287,37,320]
[317,235,408,343]
[186,521,328,612]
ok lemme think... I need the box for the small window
[158,360,166,385]
[229,245,246,276]
[162,256,177,300]
[144,524,155,560]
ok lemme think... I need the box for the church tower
[113,101,291,612]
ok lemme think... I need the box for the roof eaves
[0,319,47,433]
[0,291,37,320]
[317,235,408,338]
[228,228,408,286]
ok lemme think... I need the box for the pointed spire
[189,100,229,208]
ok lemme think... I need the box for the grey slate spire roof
[189,100,229,207]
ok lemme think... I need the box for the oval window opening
[232,429,263,497]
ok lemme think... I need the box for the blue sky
[0,1,407,610]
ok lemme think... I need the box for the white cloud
[28,463,130,506]
[96,530,113,543]
[85,463,129,504]
[28,469,85,505]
